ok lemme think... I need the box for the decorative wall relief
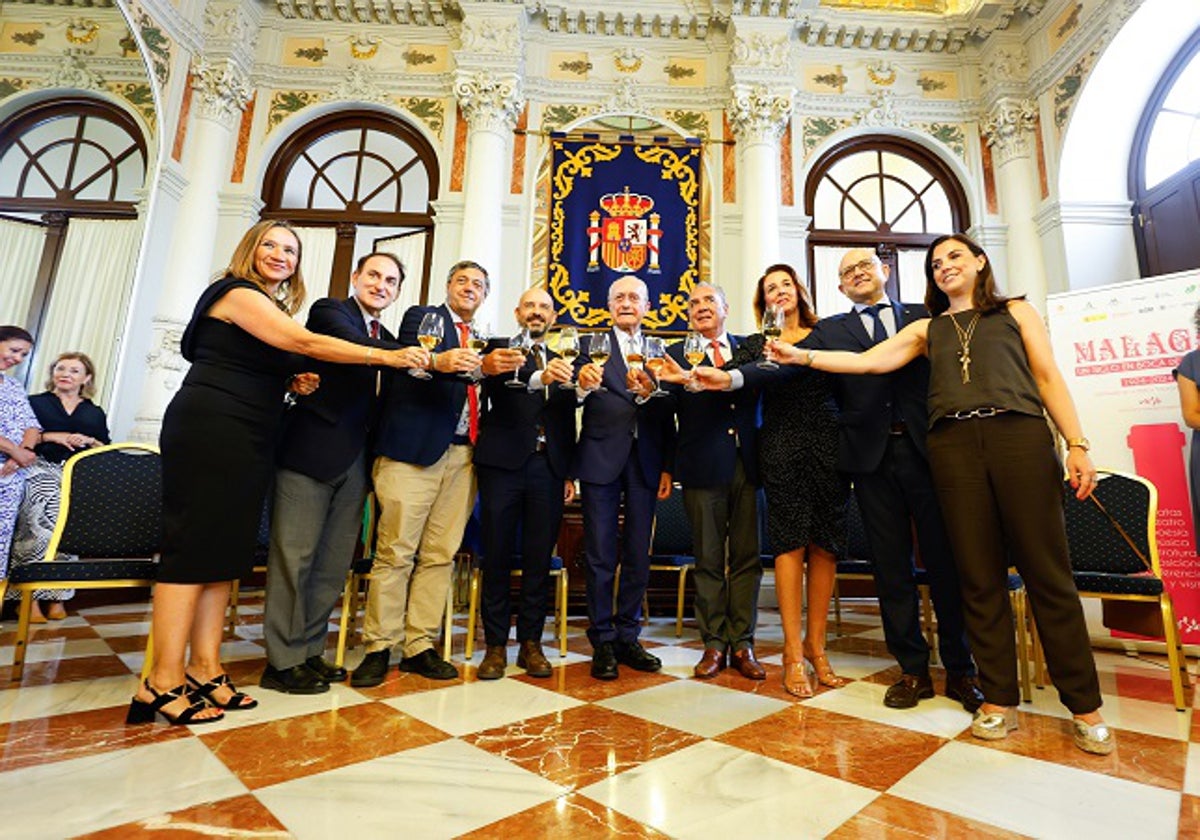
[866,60,897,87]
[1053,49,1098,133]
[541,103,597,132]
[802,115,850,158]
[0,77,29,100]
[662,110,710,138]
[350,35,380,60]
[108,81,156,128]
[268,90,322,130]
[6,26,45,51]
[65,19,100,45]
[127,8,170,87]
[1049,2,1084,53]
[613,47,643,74]
[396,96,445,139]
[401,45,447,72]
[920,122,966,158]
[283,38,327,66]
[917,70,958,99]
[806,65,847,94]
[664,58,705,86]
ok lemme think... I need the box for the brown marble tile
[104,634,152,654]
[828,636,894,660]
[1178,793,1200,838]
[76,793,288,839]
[0,655,132,687]
[719,706,946,790]
[703,661,848,702]
[0,705,191,773]
[461,793,670,839]
[828,793,1030,839]
[80,609,153,626]
[465,704,701,789]
[351,666,465,699]
[199,701,448,788]
[521,661,676,702]
[0,623,103,645]
[953,711,1187,791]
[1098,666,1191,706]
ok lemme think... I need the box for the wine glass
[683,330,706,392]
[465,320,489,381]
[758,304,783,369]
[505,328,531,389]
[644,336,668,398]
[409,311,443,379]
[557,326,580,389]
[588,331,610,393]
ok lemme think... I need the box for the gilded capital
[728,84,794,146]
[982,98,1038,165]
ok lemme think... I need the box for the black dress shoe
[398,648,459,680]
[305,656,348,683]
[590,642,618,680]
[260,664,330,695]
[945,672,985,713]
[884,673,935,709]
[349,650,391,688]
[614,640,662,672]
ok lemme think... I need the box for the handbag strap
[1088,492,1153,573]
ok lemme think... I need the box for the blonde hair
[223,220,307,316]
[46,352,97,399]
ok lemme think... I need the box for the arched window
[1130,29,1200,276]
[262,110,439,303]
[804,136,968,317]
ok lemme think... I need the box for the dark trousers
[853,433,974,676]
[264,452,368,669]
[581,444,656,648]
[476,454,562,646]
[683,459,761,652]
[927,412,1101,713]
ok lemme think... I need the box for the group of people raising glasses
[92,217,1111,757]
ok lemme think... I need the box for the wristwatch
[805,349,817,366]
[1065,437,1090,451]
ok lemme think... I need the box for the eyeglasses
[839,258,878,280]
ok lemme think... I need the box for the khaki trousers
[363,445,477,658]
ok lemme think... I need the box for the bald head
[837,248,888,306]
[515,286,556,338]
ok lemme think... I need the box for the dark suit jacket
[572,328,675,486]
[373,303,470,468]
[807,302,933,473]
[665,337,760,489]
[277,297,398,482]
[474,343,577,480]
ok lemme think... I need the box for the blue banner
[548,138,701,330]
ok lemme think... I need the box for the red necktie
[709,340,725,367]
[369,319,380,339]
[456,322,479,444]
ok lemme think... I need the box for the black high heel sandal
[126,679,225,725]
[186,672,258,711]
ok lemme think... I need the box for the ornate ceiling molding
[272,0,449,25]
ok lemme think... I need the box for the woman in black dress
[128,220,430,726]
[7,352,110,622]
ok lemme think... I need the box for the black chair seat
[650,553,694,567]
[836,559,873,576]
[1073,571,1164,596]
[9,559,157,583]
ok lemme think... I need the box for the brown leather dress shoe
[731,647,766,680]
[517,640,552,678]
[693,647,726,679]
[884,673,935,708]
[477,645,507,680]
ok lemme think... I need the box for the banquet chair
[1059,469,1188,711]
[226,494,271,635]
[647,484,695,637]
[463,555,570,659]
[4,443,162,682]
[334,493,378,669]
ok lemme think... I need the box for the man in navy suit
[808,248,981,712]
[575,275,675,680]
[261,252,428,694]
[636,283,764,680]
[474,287,577,680]
[350,260,492,687]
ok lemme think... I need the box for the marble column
[982,98,1048,309]
[452,69,523,327]
[728,83,793,316]
[129,57,250,441]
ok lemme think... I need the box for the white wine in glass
[410,311,442,379]
[683,331,705,391]
[465,321,489,381]
[758,304,783,369]
[645,335,668,397]
[625,333,645,372]
[588,332,610,392]
[557,326,580,389]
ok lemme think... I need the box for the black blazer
[665,337,760,489]
[277,297,398,482]
[373,303,470,468]
[474,342,577,480]
[807,302,933,473]
[572,328,675,486]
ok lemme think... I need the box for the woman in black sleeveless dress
[129,221,430,726]
[771,233,1113,756]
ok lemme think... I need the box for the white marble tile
[757,649,896,680]
[2,738,246,840]
[257,738,565,839]
[638,620,702,646]
[89,620,151,638]
[384,676,584,736]
[0,637,115,666]
[802,677,972,739]
[596,679,788,738]
[1017,687,1192,741]
[197,683,372,732]
[890,740,1181,840]
[645,644,712,678]
[76,602,152,617]
[1185,743,1200,797]
[579,739,878,839]
[0,674,137,724]
[218,638,268,661]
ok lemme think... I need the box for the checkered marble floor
[1,593,1197,839]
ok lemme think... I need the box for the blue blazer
[572,328,675,486]
[665,337,760,489]
[807,302,933,473]
[373,303,469,468]
[277,297,397,482]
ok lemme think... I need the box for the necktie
[369,319,380,339]
[709,339,725,367]
[456,322,479,444]
[865,303,889,344]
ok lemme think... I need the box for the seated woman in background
[6,352,110,622]
[0,326,40,584]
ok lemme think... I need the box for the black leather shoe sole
[349,652,390,688]
[259,666,329,695]
[306,657,348,683]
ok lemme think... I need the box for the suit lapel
[439,304,460,350]
[843,310,874,349]
[608,328,634,401]
[343,297,369,337]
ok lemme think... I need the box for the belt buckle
[976,407,998,419]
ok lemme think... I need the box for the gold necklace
[948,311,981,384]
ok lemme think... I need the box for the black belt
[888,421,907,435]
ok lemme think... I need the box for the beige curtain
[31,218,142,406]
[293,226,337,327]
[373,230,428,336]
[0,219,46,327]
